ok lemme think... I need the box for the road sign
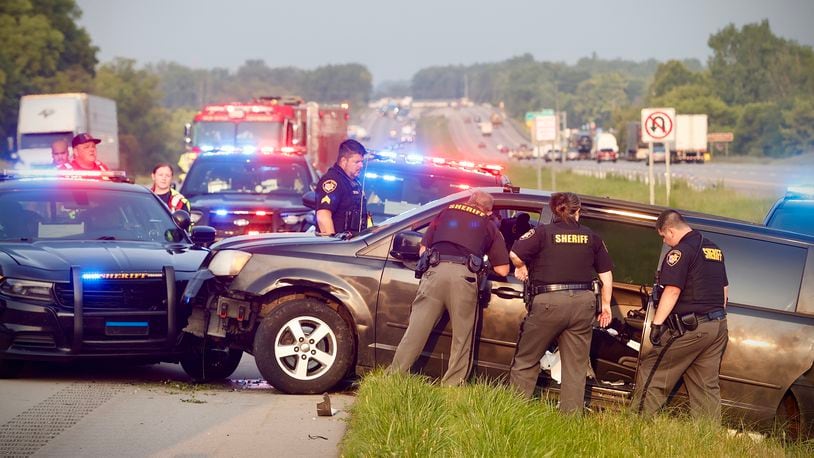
[641,108,676,143]
[534,114,557,142]
[707,132,734,143]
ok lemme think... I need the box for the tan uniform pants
[509,290,596,414]
[632,318,728,421]
[389,262,479,386]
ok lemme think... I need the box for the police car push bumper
[69,266,178,353]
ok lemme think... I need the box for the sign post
[641,108,676,205]
[532,110,557,190]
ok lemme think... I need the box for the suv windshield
[0,188,180,242]
[182,157,311,197]
[192,121,283,150]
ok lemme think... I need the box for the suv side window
[701,232,805,312]
[580,217,663,285]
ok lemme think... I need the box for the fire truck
[179,96,348,177]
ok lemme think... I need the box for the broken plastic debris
[316,393,337,416]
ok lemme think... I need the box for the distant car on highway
[477,141,487,149]
[497,144,510,154]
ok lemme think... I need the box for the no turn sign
[641,108,676,143]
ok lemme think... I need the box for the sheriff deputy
[315,139,369,235]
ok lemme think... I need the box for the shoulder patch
[322,179,337,193]
[666,249,682,267]
[519,229,535,240]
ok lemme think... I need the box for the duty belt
[437,254,469,265]
[530,282,594,295]
[696,309,727,323]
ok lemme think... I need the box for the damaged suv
[181,187,814,437]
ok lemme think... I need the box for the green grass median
[341,371,813,457]
[507,165,777,223]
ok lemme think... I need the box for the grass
[507,164,777,223]
[341,371,813,457]
[416,116,461,158]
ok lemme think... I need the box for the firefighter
[389,190,511,386]
[632,209,729,421]
[315,139,369,235]
[59,133,110,171]
[150,163,190,212]
[509,192,613,414]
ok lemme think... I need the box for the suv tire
[0,359,24,378]
[254,298,354,394]
[180,338,243,382]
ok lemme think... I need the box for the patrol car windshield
[182,159,311,197]
[191,121,283,150]
[363,166,502,222]
[0,189,180,242]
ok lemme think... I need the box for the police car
[304,151,510,224]
[763,185,814,236]
[181,186,814,437]
[0,170,239,379]
[180,150,319,239]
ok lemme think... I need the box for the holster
[592,279,601,314]
[665,314,688,337]
[522,280,532,310]
[466,254,484,274]
[415,250,431,279]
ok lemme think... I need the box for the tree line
[2,2,810,173]
[407,21,814,158]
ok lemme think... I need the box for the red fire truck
[179,96,348,176]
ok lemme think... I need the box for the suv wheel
[253,298,354,394]
[180,338,244,382]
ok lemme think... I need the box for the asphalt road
[0,356,353,457]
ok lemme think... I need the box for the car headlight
[208,250,252,276]
[0,277,54,302]
[281,214,306,226]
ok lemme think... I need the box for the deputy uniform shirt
[511,219,613,284]
[660,230,728,315]
[423,203,510,267]
[315,164,367,233]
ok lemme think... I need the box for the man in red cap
[59,133,110,171]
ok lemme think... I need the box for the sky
[76,0,814,84]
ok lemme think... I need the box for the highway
[0,356,353,457]
[359,103,811,197]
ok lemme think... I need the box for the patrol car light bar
[366,151,505,176]
[0,169,130,182]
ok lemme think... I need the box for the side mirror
[172,210,191,231]
[190,226,216,246]
[302,191,316,210]
[390,231,422,261]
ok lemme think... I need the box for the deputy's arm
[492,263,510,277]
[597,270,613,327]
[723,285,728,309]
[316,209,335,235]
[653,285,681,325]
[509,250,527,281]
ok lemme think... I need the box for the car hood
[0,241,206,278]
[188,194,309,213]
[212,231,359,252]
